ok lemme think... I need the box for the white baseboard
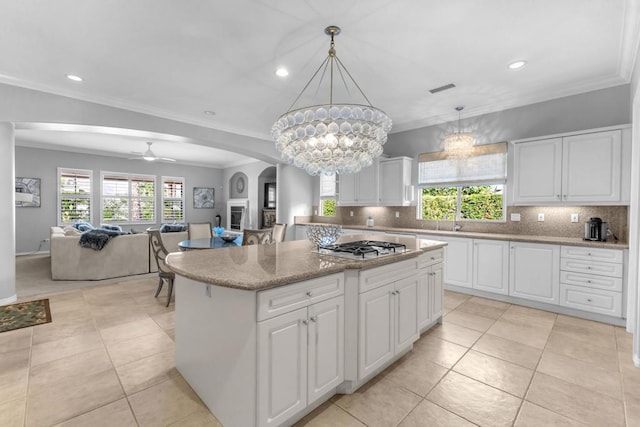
[16,250,50,256]
[0,294,17,306]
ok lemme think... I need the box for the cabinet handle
[306,291,313,297]
[587,253,592,256]
[556,194,561,199]
[587,266,591,270]
[587,280,591,283]
[430,256,435,260]
[587,298,592,303]
[309,316,317,322]
[302,319,309,325]
[391,290,399,295]
[563,195,567,199]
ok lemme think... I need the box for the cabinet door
[257,307,308,427]
[307,296,344,405]
[442,236,473,288]
[337,174,357,206]
[357,161,379,205]
[512,138,563,204]
[394,275,419,353]
[359,283,394,380]
[379,157,411,206]
[473,239,509,295]
[416,271,431,331]
[430,262,444,320]
[562,130,621,202]
[509,242,560,304]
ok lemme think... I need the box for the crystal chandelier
[443,106,474,157]
[271,26,392,176]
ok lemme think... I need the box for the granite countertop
[295,223,629,250]
[165,234,446,291]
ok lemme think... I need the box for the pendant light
[271,26,392,176]
[443,106,474,158]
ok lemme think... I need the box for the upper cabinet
[378,157,413,206]
[511,127,629,205]
[338,157,412,207]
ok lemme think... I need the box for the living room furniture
[242,228,272,245]
[148,229,175,306]
[50,227,150,280]
[188,222,213,240]
[272,223,287,242]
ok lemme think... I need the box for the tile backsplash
[302,205,628,243]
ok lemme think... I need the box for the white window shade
[319,174,337,197]
[418,142,507,186]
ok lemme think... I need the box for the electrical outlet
[42,238,50,243]
[395,211,400,218]
[350,211,354,217]
[510,213,521,222]
[538,213,545,222]
[571,213,579,223]
[313,209,317,215]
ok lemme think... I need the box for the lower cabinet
[473,239,509,295]
[509,242,560,304]
[358,274,419,380]
[257,295,344,427]
[417,250,444,331]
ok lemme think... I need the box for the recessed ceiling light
[508,60,527,70]
[275,67,289,77]
[66,74,84,82]
[204,110,216,116]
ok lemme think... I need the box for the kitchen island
[166,235,446,427]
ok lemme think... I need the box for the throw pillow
[73,221,95,232]
[63,226,82,236]
[100,224,123,232]
[160,223,186,233]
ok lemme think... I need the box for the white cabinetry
[509,242,560,304]
[338,161,378,206]
[358,261,419,380]
[473,239,510,295]
[512,129,623,204]
[441,236,473,288]
[257,275,344,427]
[417,249,444,331]
[378,157,412,206]
[559,246,623,317]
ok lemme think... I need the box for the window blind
[319,174,337,198]
[418,142,507,186]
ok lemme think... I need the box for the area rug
[0,299,52,333]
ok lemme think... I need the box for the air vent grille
[429,83,456,94]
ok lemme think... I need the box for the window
[319,174,336,217]
[58,168,92,225]
[162,176,185,222]
[418,142,506,221]
[101,172,155,224]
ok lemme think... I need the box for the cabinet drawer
[257,273,344,321]
[560,270,622,292]
[561,246,623,263]
[560,258,622,278]
[559,284,622,317]
[418,249,444,268]
[359,258,418,293]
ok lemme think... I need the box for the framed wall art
[193,187,215,208]
[15,177,41,207]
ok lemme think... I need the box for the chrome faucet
[446,210,462,231]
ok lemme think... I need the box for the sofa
[50,226,190,280]
[50,226,151,280]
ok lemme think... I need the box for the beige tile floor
[2,278,639,426]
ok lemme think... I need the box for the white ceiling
[2,0,639,166]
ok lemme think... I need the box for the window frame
[418,182,507,222]
[161,176,186,223]
[57,167,93,226]
[318,174,337,217]
[100,171,156,225]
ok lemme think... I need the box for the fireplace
[227,199,249,231]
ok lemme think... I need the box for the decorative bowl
[220,233,238,242]
[306,224,342,247]
[213,226,225,236]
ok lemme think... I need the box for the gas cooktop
[315,240,409,260]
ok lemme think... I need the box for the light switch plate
[510,213,521,222]
[571,213,579,223]
[538,213,545,222]
[350,211,354,217]
[395,211,400,218]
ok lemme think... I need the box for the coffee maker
[584,217,608,241]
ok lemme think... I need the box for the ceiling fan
[129,142,176,162]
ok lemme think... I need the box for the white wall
[277,164,314,239]
[16,146,224,253]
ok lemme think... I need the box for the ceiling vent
[429,83,456,94]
